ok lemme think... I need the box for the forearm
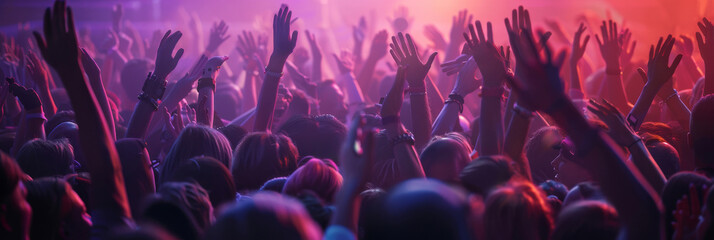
[628,141,667,192]
[599,73,630,112]
[339,73,365,105]
[425,75,444,120]
[705,66,714,95]
[59,68,131,220]
[311,55,322,83]
[627,84,659,131]
[197,85,215,127]
[431,103,460,136]
[330,181,362,234]
[88,74,115,139]
[253,56,285,132]
[353,42,364,73]
[569,61,584,96]
[37,87,57,118]
[243,72,258,108]
[409,91,432,150]
[503,109,533,181]
[125,101,156,139]
[356,55,379,97]
[663,94,691,130]
[478,91,504,156]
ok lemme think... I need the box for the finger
[524,9,532,31]
[173,48,184,63]
[476,21,486,43]
[406,34,418,58]
[391,36,406,60]
[600,21,608,42]
[637,68,647,83]
[398,32,410,56]
[582,35,590,50]
[518,6,525,31]
[670,54,683,71]
[425,52,438,70]
[649,45,654,61]
[655,37,663,57]
[511,9,518,31]
[595,34,603,48]
[487,22,494,44]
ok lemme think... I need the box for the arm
[627,36,684,131]
[25,52,57,119]
[389,33,438,150]
[589,99,666,192]
[34,0,131,229]
[569,23,590,99]
[306,30,322,83]
[432,57,477,136]
[675,35,702,85]
[254,6,298,132]
[465,21,509,156]
[8,82,45,156]
[196,56,228,127]
[696,18,714,95]
[596,20,630,112]
[126,30,184,139]
[356,30,388,99]
[506,21,663,239]
[205,20,230,56]
[80,49,115,139]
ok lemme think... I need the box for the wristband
[446,93,465,113]
[138,92,160,111]
[264,67,284,78]
[197,77,216,91]
[627,137,643,148]
[513,103,534,118]
[25,113,47,122]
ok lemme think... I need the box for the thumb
[425,52,438,70]
[636,68,647,83]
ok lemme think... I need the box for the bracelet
[25,113,47,122]
[264,67,284,78]
[197,77,216,91]
[663,90,679,103]
[138,92,160,111]
[481,85,504,98]
[445,99,464,113]
[627,137,643,148]
[382,115,400,126]
[392,132,415,146]
[446,93,465,113]
[513,103,534,118]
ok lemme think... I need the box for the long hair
[160,125,232,184]
[484,180,553,240]
[282,158,342,203]
[232,132,298,192]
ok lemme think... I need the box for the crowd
[1,0,714,239]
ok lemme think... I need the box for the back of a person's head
[282,158,342,203]
[161,125,232,184]
[16,138,74,178]
[525,126,563,184]
[459,155,515,195]
[215,83,243,121]
[158,181,213,231]
[45,110,75,134]
[562,182,606,208]
[551,200,619,240]
[420,136,471,184]
[116,138,155,217]
[120,58,153,103]
[170,156,236,209]
[539,180,569,201]
[661,171,711,238]
[642,133,680,178]
[216,125,248,150]
[700,186,714,240]
[204,192,322,240]
[288,88,311,116]
[260,177,288,192]
[24,177,70,240]
[232,132,298,192]
[690,94,714,165]
[140,197,201,240]
[381,179,472,240]
[277,114,346,162]
[484,180,553,240]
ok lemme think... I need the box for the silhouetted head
[484,180,553,240]
[161,125,233,184]
[116,138,155,218]
[689,94,714,170]
[232,132,298,192]
[551,200,619,240]
[215,83,244,120]
[316,80,346,120]
[204,192,322,240]
[697,185,714,240]
[169,156,236,209]
[25,177,91,240]
[277,114,346,162]
[460,155,515,195]
[282,158,342,203]
[157,181,213,231]
[661,172,711,238]
[551,138,591,188]
[216,125,248,151]
[642,133,680,178]
[0,151,31,240]
[526,126,563,184]
[420,134,472,184]
[260,177,288,193]
[16,139,74,179]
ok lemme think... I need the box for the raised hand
[32,0,81,75]
[389,32,437,88]
[380,66,407,118]
[80,48,100,81]
[24,51,49,89]
[333,52,354,75]
[587,99,638,146]
[672,184,706,240]
[153,30,184,80]
[464,21,508,87]
[450,57,480,97]
[236,31,261,71]
[440,43,471,76]
[620,28,636,67]
[571,23,590,64]
[353,17,367,45]
[675,35,694,57]
[305,30,322,60]
[424,25,447,52]
[696,18,714,68]
[506,24,567,112]
[270,6,298,63]
[339,114,377,190]
[643,35,683,94]
[7,78,41,111]
[595,20,623,73]
[206,20,230,54]
[448,10,472,49]
[369,30,389,59]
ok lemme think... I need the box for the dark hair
[382,179,473,240]
[24,178,69,240]
[484,180,553,240]
[551,201,619,240]
[45,110,75,134]
[661,172,711,238]
[140,197,201,240]
[0,151,23,203]
[562,182,606,208]
[420,136,472,184]
[277,115,346,163]
[161,125,233,184]
[216,125,248,150]
[282,158,342,203]
[702,186,714,240]
[642,133,680,178]
[690,94,714,166]
[288,88,311,116]
[260,177,288,192]
[16,139,74,178]
[526,127,563,184]
[232,132,298,192]
[204,192,322,240]
[459,155,515,195]
[116,138,155,218]
[169,156,236,209]
[157,182,213,231]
